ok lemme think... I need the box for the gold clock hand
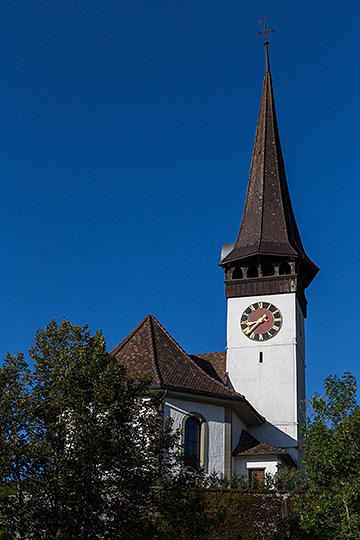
[245,314,268,327]
[245,314,268,334]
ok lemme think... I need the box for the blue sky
[0,0,359,401]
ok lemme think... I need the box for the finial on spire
[257,16,275,73]
[257,16,275,44]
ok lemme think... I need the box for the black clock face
[240,302,282,341]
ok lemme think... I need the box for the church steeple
[220,41,318,314]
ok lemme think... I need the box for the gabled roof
[233,429,296,467]
[232,429,296,469]
[233,429,287,457]
[221,44,318,287]
[110,315,239,400]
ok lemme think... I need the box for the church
[110,40,318,482]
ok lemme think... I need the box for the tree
[292,372,360,539]
[0,319,175,540]
[0,487,18,540]
[0,353,37,537]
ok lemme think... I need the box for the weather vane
[257,16,275,44]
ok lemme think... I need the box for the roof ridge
[148,315,163,386]
[147,314,189,359]
[148,317,243,398]
[258,72,268,252]
[109,314,153,356]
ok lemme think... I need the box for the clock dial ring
[240,302,282,341]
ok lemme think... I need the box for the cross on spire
[257,16,275,45]
[257,16,275,73]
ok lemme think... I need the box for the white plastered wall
[164,398,229,474]
[226,292,305,465]
[231,409,247,451]
[234,455,280,478]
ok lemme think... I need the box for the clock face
[240,302,282,341]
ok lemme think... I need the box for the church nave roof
[111,314,240,400]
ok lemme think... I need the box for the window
[279,261,291,275]
[184,417,201,466]
[248,468,265,488]
[182,413,208,469]
[232,266,243,279]
[262,263,274,276]
[247,265,258,278]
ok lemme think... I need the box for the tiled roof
[233,429,287,457]
[191,352,227,384]
[233,429,296,467]
[110,315,242,400]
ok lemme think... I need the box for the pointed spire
[236,49,306,258]
[265,41,270,73]
[221,41,318,291]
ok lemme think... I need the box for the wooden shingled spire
[220,35,318,311]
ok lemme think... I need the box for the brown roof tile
[110,315,242,400]
[191,352,227,384]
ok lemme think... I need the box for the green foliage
[0,352,36,537]
[292,372,360,539]
[204,470,252,490]
[273,467,307,492]
[203,491,285,540]
[155,457,217,539]
[206,470,232,489]
[0,532,17,540]
[0,319,176,540]
[155,465,292,540]
[0,490,16,500]
[0,487,17,540]
[5,318,347,540]
[200,469,288,491]
[157,488,285,540]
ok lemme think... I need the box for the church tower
[220,40,318,466]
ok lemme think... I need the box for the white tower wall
[226,292,305,465]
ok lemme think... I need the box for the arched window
[279,262,291,275]
[232,266,243,279]
[182,413,208,470]
[184,417,201,466]
[247,265,258,278]
[262,263,274,277]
